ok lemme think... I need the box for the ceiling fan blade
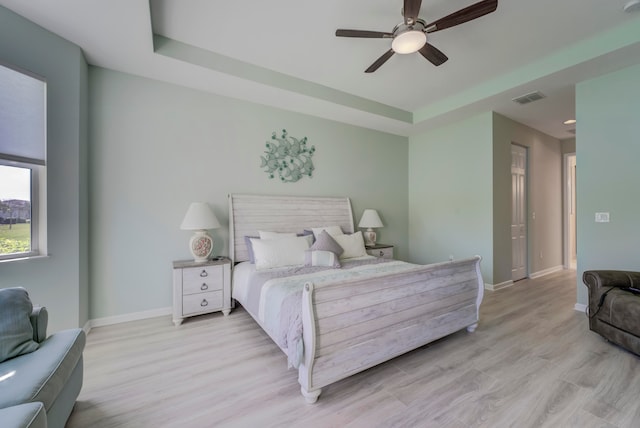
[336,29,393,38]
[418,43,448,66]
[426,0,498,33]
[403,0,423,24]
[365,49,395,73]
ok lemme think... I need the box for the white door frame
[563,152,577,269]
[511,144,528,281]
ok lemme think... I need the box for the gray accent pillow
[0,287,39,363]
[311,230,344,256]
[244,236,259,263]
[304,230,344,268]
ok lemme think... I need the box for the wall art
[260,129,315,182]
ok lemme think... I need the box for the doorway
[511,144,528,281]
[564,153,577,269]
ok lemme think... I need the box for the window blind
[0,64,46,166]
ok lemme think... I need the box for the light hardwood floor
[67,270,640,427]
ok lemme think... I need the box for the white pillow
[334,231,367,259]
[311,226,344,239]
[250,235,311,270]
[259,231,297,240]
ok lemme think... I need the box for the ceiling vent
[512,91,546,105]
[567,129,576,134]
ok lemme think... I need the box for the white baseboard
[529,265,564,279]
[485,280,514,291]
[86,306,172,332]
[574,303,587,313]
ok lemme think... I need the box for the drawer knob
[199,270,208,278]
[379,251,384,257]
[200,299,208,307]
[200,283,208,291]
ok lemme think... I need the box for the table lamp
[358,209,384,247]
[180,202,221,262]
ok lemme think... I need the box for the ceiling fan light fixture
[392,30,427,54]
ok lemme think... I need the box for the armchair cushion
[596,288,640,337]
[29,306,48,344]
[0,287,39,363]
[0,402,47,428]
[0,328,85,411]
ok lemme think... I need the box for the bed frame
[229,194,483,403]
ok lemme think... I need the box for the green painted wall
[576,63,640,305]
[408,112,494,283]
[89,67,408,320]
[0,6,89,332]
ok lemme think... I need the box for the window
[0,63,47,260]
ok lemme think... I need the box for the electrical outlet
[449,255,454,261]
[595,212,610,223]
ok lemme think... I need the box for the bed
[229,194,484,403]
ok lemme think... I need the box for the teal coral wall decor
[261,129,315,182]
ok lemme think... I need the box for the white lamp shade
[180,202,221,230]
[358,209,384,228]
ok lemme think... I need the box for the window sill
[0,254,49,264]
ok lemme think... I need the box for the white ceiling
[2,0,640,139]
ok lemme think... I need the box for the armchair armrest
[29,305,48,343]
[583,270,640,294]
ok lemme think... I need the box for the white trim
[574,303,587,313]
[484,280,514,291]
[86,306,172,331]
[563,152,577,270]
[529,265,564,279]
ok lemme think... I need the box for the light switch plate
[595,212,610,223]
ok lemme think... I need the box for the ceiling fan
[335,0,498,73]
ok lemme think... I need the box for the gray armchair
[0,288,85,428]
[583,270,640,356]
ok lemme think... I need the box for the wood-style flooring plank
[66,270,640,428]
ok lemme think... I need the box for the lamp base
[189,230,213,263]
[363,228,377,247]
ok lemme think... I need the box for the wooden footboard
[298,256,483,403]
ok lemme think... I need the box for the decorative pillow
[311,226,344,239]
[0,287,39,363]
[334,231,368,259]
[250,235,312,270]
[304,230,344,267]
[305,250,341,268]
[245,232,313,263]
[310,230,344,256]
[244,236,259,263]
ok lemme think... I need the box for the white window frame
[0,159,47,261]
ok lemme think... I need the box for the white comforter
[233,257,423,368]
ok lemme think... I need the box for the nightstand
[366,244,394,259]
[172,257,232,326]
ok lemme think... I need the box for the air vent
[567,129,576,134]
[512,91,546,105]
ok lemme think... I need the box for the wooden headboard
[228,194,354,263]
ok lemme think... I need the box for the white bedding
[232,257,425,368]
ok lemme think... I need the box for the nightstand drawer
[183,266,223,294]
[183,290,223,316]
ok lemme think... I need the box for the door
[511,144,527,281]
